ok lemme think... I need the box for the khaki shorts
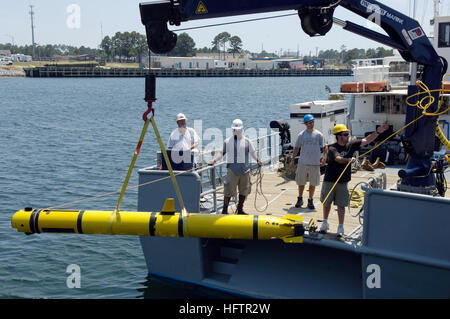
[224,168,251,197]
[295,164,321,187]
[320,181,350,207]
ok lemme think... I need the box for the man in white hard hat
[166,113,200,169]
[167,113,199,151]
[208,119,262,214]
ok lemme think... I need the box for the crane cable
[308,75,450,232]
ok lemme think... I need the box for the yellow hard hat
[333,124,350,135]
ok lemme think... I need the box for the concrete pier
[24,66,352,78]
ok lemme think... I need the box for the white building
[150,56,216,69]
[148,55,303,70]
[0,50,11,57]
[247,59,278,70]
[246,58,303,70]
[11,54,32,62]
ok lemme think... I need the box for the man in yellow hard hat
[319,123,389,237]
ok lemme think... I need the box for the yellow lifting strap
[108,101,186,234]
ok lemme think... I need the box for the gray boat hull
[138,168,450,298]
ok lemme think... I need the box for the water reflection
[137,274,241,299]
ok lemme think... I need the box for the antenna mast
[29,5,36,58]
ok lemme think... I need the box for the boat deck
[212,165,450,240]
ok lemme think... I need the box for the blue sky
[0,0,444,53]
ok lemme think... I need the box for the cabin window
[374,95,407,114]
[438,22,450,48]
[389,61,409,73]
[440,97,450,115]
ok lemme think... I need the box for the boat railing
[143,132,280,213]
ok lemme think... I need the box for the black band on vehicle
[149,212,157,236]
[77,211,84,234]
[29,209,37,234]
[30,209,42,234]
[178,214,184,238]
[253,216,258,240]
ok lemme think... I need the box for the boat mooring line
[258,188,289,210]
[360,171,372,178]
[388,182,398,190]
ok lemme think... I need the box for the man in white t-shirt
[167,113,200,151]
[167,113,200,167]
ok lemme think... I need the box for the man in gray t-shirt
[290,114,328,209]
[209,119,262,215]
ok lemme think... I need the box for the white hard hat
[176,113,187,122]
[231,119,243,130]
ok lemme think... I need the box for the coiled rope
[308,75,450,231]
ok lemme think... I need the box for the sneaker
[307,198,315,210]
[319,221,329,234]
[295,197,303,208]
[337,224,344,238]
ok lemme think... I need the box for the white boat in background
[325,8,450,164]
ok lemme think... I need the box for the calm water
[0,76,350,298]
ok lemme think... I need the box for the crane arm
[139,0,445,186]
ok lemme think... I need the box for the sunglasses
[341,133,350,137]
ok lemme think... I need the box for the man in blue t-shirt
[290,114,327,210]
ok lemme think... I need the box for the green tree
[111,32,123,61]
[168,32,196,57]
[343,48,365,64]
[212,32,231,59]
[228,36,243,57]
[318,49,340,60]
[100,36,113,61]
[135,33,149,64]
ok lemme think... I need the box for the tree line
[1,31,394,64]
[0,43,99,58]
[162,32,244,58]
[318,46,394,63]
